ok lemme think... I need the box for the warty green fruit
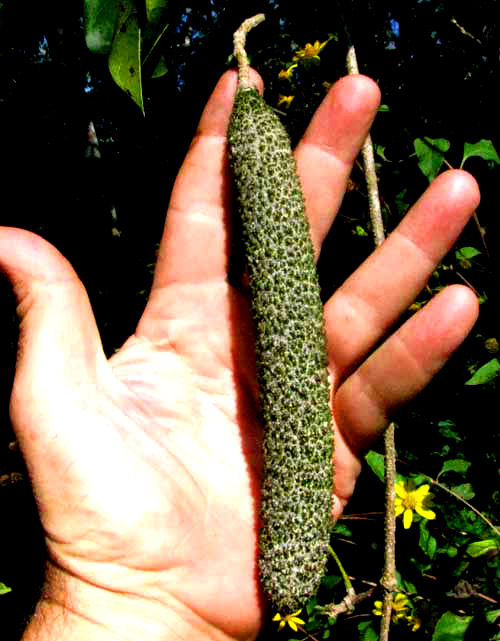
[228,21,334,614]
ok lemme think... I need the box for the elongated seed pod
[228,16,334,614]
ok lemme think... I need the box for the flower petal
[403,508,413,529]
[415,505,436,520]
[395,504,405,517]
[393,595,410,612]
[410,617,421,631]
[394,593,409,605]
[395,482,408,498]
[413,484,431,500]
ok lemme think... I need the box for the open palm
[1,71,479,641]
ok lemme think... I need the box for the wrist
[22,562,236,641]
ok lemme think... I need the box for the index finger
[150,69,263,293]
[296,75,381,255]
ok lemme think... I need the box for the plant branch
[346,39,396,641]
[233,14,265,89]
[379,423,398,641]
[317,590,374,619]
[346,47,385,247]
[329,545,354,593]
[427,476,500,537]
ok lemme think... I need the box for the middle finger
[324,169,480,380]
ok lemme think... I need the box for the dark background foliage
[1,1,499,638]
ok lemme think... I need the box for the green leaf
[414,137,450,183]
[354,225,369,237]
[333,522,353,538]
[142,19,169,66]
[365,450,406,485]
[151,55,168,78]
[432,611,473,641]
[466,539,500,558]
[451,483,475,500]
[438,420,462,442]
[394,187,409,215]
[465,358,500,385]
[461,139,500,168]
[145,0,168,23]
[438,459,471,477]
[362,627,379,641]
[358,621,379,641]
[396,570,418,594]
[365,450,385,482]
[0,582,12,595]
[109,6,144,113]
[84,0,120,53]
[419,520,437,559]
[456,246,481,261]
[375,144,391,161]
[486,609,500,624]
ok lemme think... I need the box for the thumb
[0,227,106,459]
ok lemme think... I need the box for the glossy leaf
[432,611,473,640]
[461,139,500,168]
[109,6,144,113]
[365,450,385,483]
[455,246,481,260]
[465,358,500,385]
[466,539,499,558]
[451,483,475,500]
[438,459,471,477]
[0,582,12,595]
[414,137,450,183]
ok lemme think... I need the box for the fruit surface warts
[228,35,335,613]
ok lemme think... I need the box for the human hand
[0,70,479,641]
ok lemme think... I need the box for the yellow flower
[278,64,298,80]
[277,94,294,108]
[273,609,305,632]
[408,616,421,631]
[293,38,330,61]
[373,594,421,631]
[395,481,436,529]
[373,593,410,622]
